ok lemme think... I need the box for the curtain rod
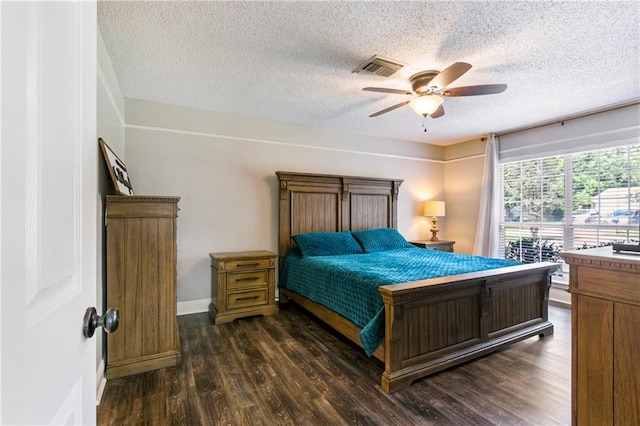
[496,99,640,138]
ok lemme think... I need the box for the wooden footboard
[281,262,557,393]
[378,262,557,393]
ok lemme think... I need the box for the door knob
[83,307,119,338]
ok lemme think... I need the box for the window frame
[499,144,640,268]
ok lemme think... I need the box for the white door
[1,1,97,424]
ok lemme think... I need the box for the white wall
[499,102,640,162]
[96,28,125,402]
[123,99,446,310]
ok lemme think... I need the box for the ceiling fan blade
[428,62,472,90]
[363,87,412,95]
[442,84,507,97]
[430,105,445,119]
[369,100,410,117]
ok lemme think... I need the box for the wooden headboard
[276,171,403,266]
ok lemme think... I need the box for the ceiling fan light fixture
[408,94,444,117]
[363,62,503,119]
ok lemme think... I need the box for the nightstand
[410,240,455,252]
[209,250,279,324]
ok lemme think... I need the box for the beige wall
[97,29,125,392]
[123,99,447,310]
[97,30,124,156]
[444,138,486,254]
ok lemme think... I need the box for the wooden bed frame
[276,171,558,393]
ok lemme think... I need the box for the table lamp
[424,201,445,241]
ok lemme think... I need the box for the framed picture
[99,138,134,196]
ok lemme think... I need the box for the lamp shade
[424,200,445,217]
[409,95,444,117]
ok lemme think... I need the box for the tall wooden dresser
[560,247,640,426]
[105,195,181,379]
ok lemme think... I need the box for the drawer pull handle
[237,262,260,267]
[235,276,260,282]
[236,295,259,301]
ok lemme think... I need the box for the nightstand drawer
[225,258,272,271]
[228,270,268,289]
[410,240,455,252]
[227,288,268,309]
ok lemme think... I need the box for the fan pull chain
[422,115,428,132]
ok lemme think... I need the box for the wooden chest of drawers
[560,247,640,425]
[105,195,181,379]
[209,250,278,324]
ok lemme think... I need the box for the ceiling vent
[352,55,404,77]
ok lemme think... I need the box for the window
[500,144,640,266]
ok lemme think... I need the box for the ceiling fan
[363,62,507,119]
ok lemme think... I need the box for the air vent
[352,55,404,78]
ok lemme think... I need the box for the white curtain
[474,134,501,257]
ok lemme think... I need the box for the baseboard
[96,358,107,406]
[177,298,211,316]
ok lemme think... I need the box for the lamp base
[429,216,439,241]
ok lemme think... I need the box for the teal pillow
[351,228,412,253]
[292,231,364,257]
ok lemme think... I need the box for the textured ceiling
[98,1,640,146]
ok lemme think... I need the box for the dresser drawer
[227,270,268,290]
[224,258,272,271]
[227,288,268,309]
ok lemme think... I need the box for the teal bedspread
[279,247,520,356]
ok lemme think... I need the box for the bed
[276,171,558,393]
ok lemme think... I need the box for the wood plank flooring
[98,304,571,425]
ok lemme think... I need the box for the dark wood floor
[98,304,571,425]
